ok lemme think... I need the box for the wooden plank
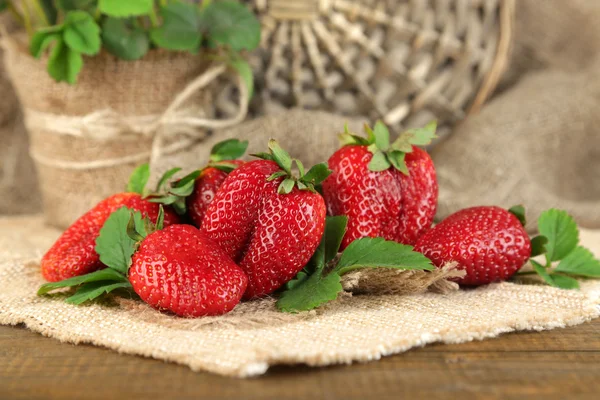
[1,319,599,400]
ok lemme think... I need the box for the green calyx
[254,139,332,195]
[514,208,600,290]
[340,121,438,175]
[276,216,434,313]
[37,206,162,304]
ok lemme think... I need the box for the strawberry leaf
[555,246,600,277]
[30,28,63,58]
[335,238,434,275]
[323,216,348,264]
[98,0,153,17]
[508,205,526,226]
[150,2,202,51]
[301,163,332,187]
[391,121,438,152]
[38,268,128,296]
[199,1,261,52]
[102,17,150,61]
[388,150,409,175]
[65,281,133,305]
[268,139,293,174]
[267,171,287,182]
[155,168,182,193]
[530,235,548,258]
[210,139,248,162]
[47,37,83,84]
[285,271,309,290]
[276,270,342,313]
[95,207,140,274]
[209,162,240,173]
[229,57,254,98]
[531,259,554,286]
[339,124,369,146]
[368,151,391,172]
[372,121,390,151]
[127,163,150,195]
[550,274,580,290]
[538,209,579,262]
[63,11,101,56]
[278,178,295,195]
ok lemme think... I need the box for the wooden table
[1,318,599,400]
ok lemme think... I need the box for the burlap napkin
[1,215,599,378]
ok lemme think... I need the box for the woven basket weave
[237,0,514,135]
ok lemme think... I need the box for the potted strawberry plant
[0,0,260,228]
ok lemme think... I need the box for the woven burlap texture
[1,215,599,378]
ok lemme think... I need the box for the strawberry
[38,207,247,317]
[414,206,532,286]
[200,140,330,299]
[322,122,438,250]
[41,165,181,282]
[186,140,248,226]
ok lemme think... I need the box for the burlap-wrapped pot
[229,0,514,139]
[2,36,247,228]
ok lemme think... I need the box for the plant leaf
[538,209,579,262]
[555,246,600,277]
[102,17,150,60]
[229,57,254,98]
[47,38,83,84]
[210,139,249,162]
[66,281,132,304]
[155,167,182,192]
[276,270,342,313]
[372,121,390,150]
[335,237,434,275]
[338,124,369,146]
[199,1,261,51]
[531,259,555,287]
[63,11,101,56]
[530,235,548,258]
[508,205,526,226]
[98,0,153,17]
[268,139,292,174]
[127,163,150,195]
[550,274,580,290]
[173,170,201,188]
[38,268,127,295]
[392,121,438,151]
[368,151,391,172]
[56,0,97,12]
[150,2,202,51]
[30,31,61,58]
[388,150,409,175]
[278,178,295,195]
[267,171,287,182]
[301,163,332,187]
[323,216,348,264]
[95,207,139,274]
[285,271,309,290]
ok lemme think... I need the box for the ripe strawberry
[200,140,330,299]
[129,224,247,316]
[414,206,532,286]
[39,208,247,317]
[322,122,438,250]
[186,139,248,226]
[41,165,180,282]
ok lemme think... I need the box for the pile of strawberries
[38,121,598,317]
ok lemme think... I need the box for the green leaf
[56,0,97,12]
[150,2,202,51]
[323,216,348,264]
[63,11,101,56]
[173,170,201,188]
[148,195,178,205]
[38,268,127,296]
[555,246,600,277]
[95,207,139,274]
[155,205,164,231]
[392,121,438,152]
[278,178,295,194]
[66,281,132,304]
[47,38,83,84]
[285,271,309,290]
[209,162,239,173]
[276,270,342,313]
[30,31,62,58]
[210,139,248,162]
[294,159,306,177]
[102,17,150,60]
[335,237,434,275]
[550,274,580,290]
[301,163,332,187]
[363,124,376,143]
[339,124,370,146]
[98,0,153,17]
[127,163,150,194]
[268,139,292,174]
[508,205,526,227]
[530,235,548,258]
[372,121,390,150]
[388,150,409,175]
[0,1,7,12]
[155,167,182,192]
[538,209,579,262]
[126,213,145,242]
[199,1,261,51]
[531,259,555,287]
[40,0,59,24]
[229,57,254,98]
[368,151,391,172]
[267,171,287,182]
[251,152,274,161]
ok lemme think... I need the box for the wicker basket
[238,0,514,136]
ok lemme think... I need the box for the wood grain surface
[1,318,599,400]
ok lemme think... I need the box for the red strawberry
[200,140,330,299]
[41,165,180,282]
[322,122,438,250]
[414,206,532,286]
[39,208,247,317]
[129,224,247,317]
